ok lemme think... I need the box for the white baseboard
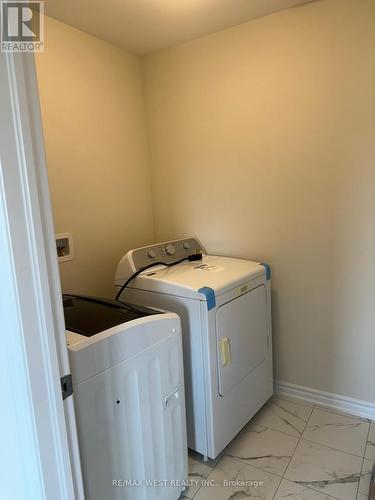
[274,380,375,421]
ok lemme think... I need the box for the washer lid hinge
[61,374,73,400]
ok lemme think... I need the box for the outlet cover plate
[56,233,74,263]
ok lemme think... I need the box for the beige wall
[35,1,375,403]
[143,0,375,401]
[35,17,154,297]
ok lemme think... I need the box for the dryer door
[216,285,268,396]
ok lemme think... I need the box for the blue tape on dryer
[260,262,271,280]
[198,286,216,310]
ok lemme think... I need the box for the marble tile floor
[180,396,374,500]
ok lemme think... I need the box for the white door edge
[0,51,84,499]
[22,52,85,500]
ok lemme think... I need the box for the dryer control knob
[146,249,156,259]
[164,244,176,256]
[183,241,191,250]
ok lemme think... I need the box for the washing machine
[115,238,273,460]
[63,295,188,500]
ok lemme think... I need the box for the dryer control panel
[115,238,204,286]
[131,238,203,272]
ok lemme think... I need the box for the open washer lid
[63,294,158,337]
[124,255,266,300]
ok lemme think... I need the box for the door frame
[0,51,84,499]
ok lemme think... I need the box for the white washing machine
[115,238,273,460]
[64,295,188,500]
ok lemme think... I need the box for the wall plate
[56,233,74,263]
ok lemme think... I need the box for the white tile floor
[180,396,374,500]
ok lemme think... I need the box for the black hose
[115,254,202,301]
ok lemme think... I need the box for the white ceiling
[44,0,316,56]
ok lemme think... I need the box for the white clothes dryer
[115,239,273,460]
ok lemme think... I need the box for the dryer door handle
[219,337,231,367]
